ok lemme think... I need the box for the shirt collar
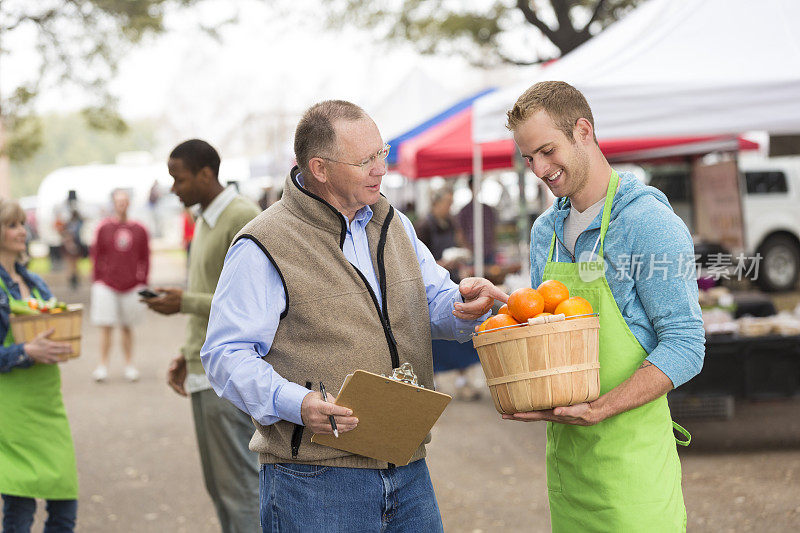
[351,205,373,229]
[296,172,374,229]
[200,186,237,229]
[0,262,37,298]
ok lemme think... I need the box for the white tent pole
[472,143,484,278]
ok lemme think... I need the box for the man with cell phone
[142,139,262,532]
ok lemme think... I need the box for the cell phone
[138,288,160,299]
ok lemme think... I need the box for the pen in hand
[319,381,339,438]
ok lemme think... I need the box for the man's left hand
[453,277,509,321]
[143,287,183,315]
[501,401,608,426]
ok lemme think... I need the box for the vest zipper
[290,168,401,369]
[350,269,400,370]
[376,207,400,368]
[344,206,400,370]
[290,381,313,458]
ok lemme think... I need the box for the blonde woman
[0,198,78,531]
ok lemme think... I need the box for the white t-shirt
[563,197,605,256]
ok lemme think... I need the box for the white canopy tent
[467,0,800,278]
[472,0,800,144]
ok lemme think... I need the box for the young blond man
[505,81,704,532]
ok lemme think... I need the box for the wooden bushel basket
[472,314,600,414]
[10,306,83,360]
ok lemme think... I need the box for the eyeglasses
[318,143,391,170]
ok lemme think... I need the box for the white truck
[34,163,183,253]
[647,155,800,292]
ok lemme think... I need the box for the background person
[59,190,88,291]
[505,81,705,531]
[142,139,261,533]
[201,100,506,532]
[90,188,150,382]
[415,187,462,275]
[0,198,78,532]
[416,187,482,401]
[456,175,497,267]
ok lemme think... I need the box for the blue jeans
[1,495,77,533]
[259,458,443,532]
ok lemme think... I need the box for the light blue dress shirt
[202,202,487,427]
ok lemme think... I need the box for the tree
[326,0,642,67]
[0,0,203,196]
[9,113,158,199]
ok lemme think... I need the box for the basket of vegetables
[10,298,83,359]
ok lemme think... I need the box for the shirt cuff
[274,381,313,426]
[645,353,679,388]
[453,294,491,343]
[14,345,33,369]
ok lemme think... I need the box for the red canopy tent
[396,108,758,180]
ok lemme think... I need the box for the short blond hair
[506,81,597,144]
[0,198,28,262]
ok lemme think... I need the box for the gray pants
[191,388,260,533]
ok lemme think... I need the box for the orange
[554,296,594,319]
[476,317,491,333]
[481,313,520,333]
[497,304,510,315]
[532,312,552,318]
[507,288,545,323]
[537,280,570,314]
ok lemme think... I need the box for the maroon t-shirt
[91,218,150,292]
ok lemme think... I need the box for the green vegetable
[9,300,40,315]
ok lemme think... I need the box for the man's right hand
[24,328,72,364]
[300,392,359,435]
[167,354,188,397]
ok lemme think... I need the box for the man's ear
[307,158,328,184]
[197,166,215,185]
[573,117,594,145]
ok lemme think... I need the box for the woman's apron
[542,171,689,532]
[0,279,78,499]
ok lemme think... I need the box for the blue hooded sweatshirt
[530,171,705,388]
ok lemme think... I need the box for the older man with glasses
[201,99,507,532]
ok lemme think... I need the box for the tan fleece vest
[236,168,434,468]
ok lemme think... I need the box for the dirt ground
[4,254,800,532]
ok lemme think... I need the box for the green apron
[542,171,688,532]
[0,277,78,500]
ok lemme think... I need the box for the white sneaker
[123,366,140,382]
[92,366,108,382]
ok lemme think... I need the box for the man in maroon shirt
[90,189,150,382]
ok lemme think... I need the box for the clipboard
[311,370,452,466]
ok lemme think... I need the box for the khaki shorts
[90,282,146,327]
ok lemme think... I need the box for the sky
[2,0,539,166]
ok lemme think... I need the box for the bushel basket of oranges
[472,281,599,414]
[9,298,83,360]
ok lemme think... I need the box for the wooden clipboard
[311,370,452,466]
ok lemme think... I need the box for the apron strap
[0,270,44,347]
[596,170,620,260]
[672,421,692,447]
[0,271,43,302]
